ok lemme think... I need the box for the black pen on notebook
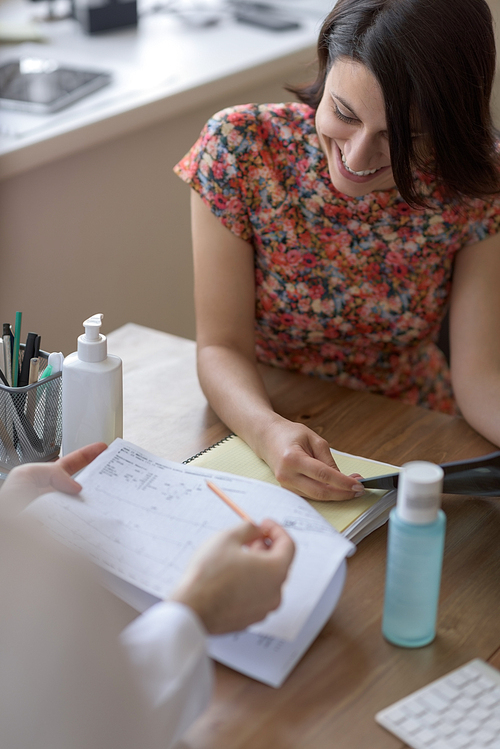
[206,480,272,544]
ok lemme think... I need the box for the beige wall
[0,68,312,356]
[2,1,500,356]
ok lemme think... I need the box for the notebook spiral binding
[183,434,236,464]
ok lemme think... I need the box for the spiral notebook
[185,435,399,544]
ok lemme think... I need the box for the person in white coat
[0,443,295,749]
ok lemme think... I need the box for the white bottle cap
[396,461,444,524]
[77,313,107,363]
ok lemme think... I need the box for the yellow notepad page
[188,435,399,533]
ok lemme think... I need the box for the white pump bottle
[62,314,123,455]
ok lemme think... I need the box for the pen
[26,357,40,424]
[11,312,22,387]
[19,332,39,387]
[39,364,53,381]
[29,357,40,385]
[2,323,13,387]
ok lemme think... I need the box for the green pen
[11,311,22,387]
[39,364,53,380]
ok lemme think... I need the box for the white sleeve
[120,601,213,749]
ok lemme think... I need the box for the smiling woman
[174,0,500,503]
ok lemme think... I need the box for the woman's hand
[259,416,364,502]
[0,442,108,515]
[170,519,295,634]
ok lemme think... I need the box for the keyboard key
[448,735,472,748]
[481,692,500,709]
[447,735,472,748]
[449,670,471,688]
[475,728,497,744]
[477,676,495,692]
[417,727,439,744]
[438,722,458,737]
[385,706,407,724]
[437,682,460,701]
[455,696,476,712]
[447,708,467,724]
[421,710,441,727]
[400,717,421,734]
[407,700,426,718]
[460,717,482,734]
[485,716,500,732]
[471,706,491,723]
[464,682,485,699]
[421,691,450,712]
[461,665,481,682]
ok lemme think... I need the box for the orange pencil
[206,480,256,525]
[206,480,272,546]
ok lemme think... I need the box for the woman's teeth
[341,151,381,176]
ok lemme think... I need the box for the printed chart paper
[28,439,354,643]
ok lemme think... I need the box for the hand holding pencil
[171,481,295,634]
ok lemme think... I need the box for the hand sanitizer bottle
[382,461,446,648]
[62,314,122,455]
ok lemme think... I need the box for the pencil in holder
[0,346,62,473]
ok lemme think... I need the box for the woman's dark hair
[289,0,500,206]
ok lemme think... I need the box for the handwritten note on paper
[27,439,354,642]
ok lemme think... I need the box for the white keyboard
[376,659,500,748]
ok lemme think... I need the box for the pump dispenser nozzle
[77,313,107,362]
[83,314,103,341]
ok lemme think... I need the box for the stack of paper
[27,439,355,687]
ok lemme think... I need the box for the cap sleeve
[461,192,500,245]
[174,106,259,242]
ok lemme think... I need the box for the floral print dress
[174,103,500,414]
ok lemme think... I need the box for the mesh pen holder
[0,346,62,474]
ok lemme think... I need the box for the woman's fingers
[284,469,364,502]
[274,446,364,501]
[307,434,341,470]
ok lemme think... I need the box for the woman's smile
[336,142,392,184]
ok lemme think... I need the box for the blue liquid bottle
[382,461,446,648]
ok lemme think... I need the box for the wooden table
[108,323,500,749]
